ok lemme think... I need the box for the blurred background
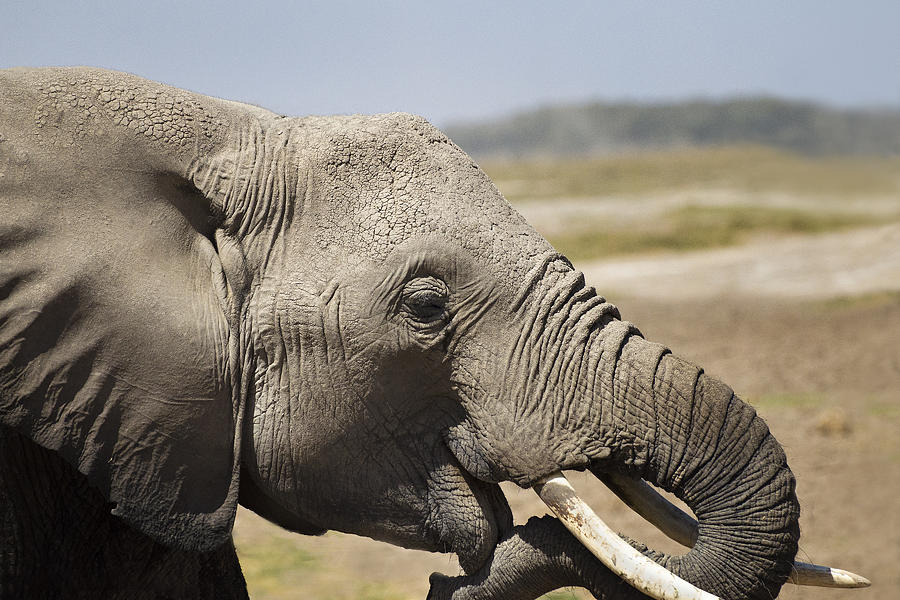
[5,2,898,598]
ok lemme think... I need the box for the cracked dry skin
[1,67,798,599]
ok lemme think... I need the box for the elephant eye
[400,277,450,323]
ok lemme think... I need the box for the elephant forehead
[299,114,551,282]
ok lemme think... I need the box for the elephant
[0,67,866,599]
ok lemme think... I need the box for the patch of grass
[234,533,412,600]
[234,536,318,597]
[817,290,900,311]
[547,204,880,261]
[674,204,878,235]
[866,399,900,419]
[480,145,900,202]
[540,590,585,600]
[352,583,409,600]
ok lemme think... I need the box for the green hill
[443,98,900,159]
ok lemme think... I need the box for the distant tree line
[443,97,900,159]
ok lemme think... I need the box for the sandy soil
[581,223,900,301]
[233,220,900,599]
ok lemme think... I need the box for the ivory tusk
[599,471,871,589]
[534,471,720,600]
[595,471,698,548]
[788,561,871,588]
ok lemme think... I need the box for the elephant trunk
[428,516,635,600]
[573,323,801,599]
[445,260,800,598]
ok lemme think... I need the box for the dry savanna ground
[232,146,900,599]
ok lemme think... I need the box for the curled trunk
[446,260,801,598]
[436,310,801,599]
[513,266,801,597]
[590,332,800,599]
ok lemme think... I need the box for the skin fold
[0,67,799,599]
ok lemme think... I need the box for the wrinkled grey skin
[0,68,800,599]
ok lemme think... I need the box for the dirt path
[577,223,900,300]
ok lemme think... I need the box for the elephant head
[0,67,865,599]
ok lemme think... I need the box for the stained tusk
[534,471,720,600]
[596,471,698,548]
[788,562,871,588]
[598,471,871,589]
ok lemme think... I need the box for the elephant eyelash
[399,277,451,327]
[405,289,447,319]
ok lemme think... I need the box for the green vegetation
[866,399,900,419]
[474,146,900,261]
[445,97,900,158]
[348,584,410,600]
[234,536,318,598]
[545,203,882,262]
[817,290,900,311]
[539,590,586,599]
[480,146,900,201]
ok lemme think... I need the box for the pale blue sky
[4,1,898,125]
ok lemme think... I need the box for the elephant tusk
[534,471,720,600]
[598,471,871,589]
[788,561,871,588]
[594,470,698,548]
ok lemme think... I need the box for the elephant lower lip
[437,438,516,575]
[429,515,607,600]
[457,480,513,576]
[438,463,514,577]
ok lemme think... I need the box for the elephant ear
[0,68,254,551]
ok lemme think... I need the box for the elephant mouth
[438,459,514,576]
